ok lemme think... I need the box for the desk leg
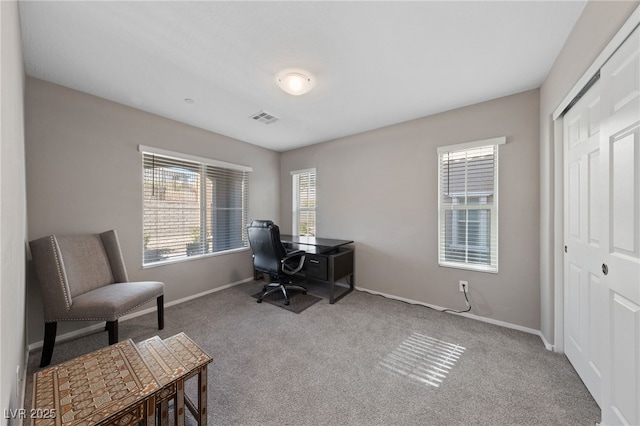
[329,272,355,305]
[199,365,208,426]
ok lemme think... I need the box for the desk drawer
[305,255,328,281]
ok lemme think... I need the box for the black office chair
[247,220,307,305]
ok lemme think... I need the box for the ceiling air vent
[249,111,279,125]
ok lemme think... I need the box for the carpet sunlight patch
[378,333,465,388]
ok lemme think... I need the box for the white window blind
[437,137,504,273]
[140,146,250,265]
[291,168,316,237]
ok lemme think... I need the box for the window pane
[443,208,491,266]
[293,169,316,236]
[440,146,495,206]
[444,210,466,263]
[207,167,248,252]
[143,160,201,263]
[143,152,249,265]
[438,141,500,272]
[299,210,316,237]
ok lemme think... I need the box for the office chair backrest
[247,220,287,276]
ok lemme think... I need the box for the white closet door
[563,79,605,405]
[599,26,640,426]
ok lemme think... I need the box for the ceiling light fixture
[276,69,315,96]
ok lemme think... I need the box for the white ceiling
[19,1,587,152]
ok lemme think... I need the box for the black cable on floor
[354,285,472,314]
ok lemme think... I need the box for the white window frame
[291,168,316,237]
[437,137,505,273]
[139,145,252,267]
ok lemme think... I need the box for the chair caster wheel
[257,299,262,303]
[303,290,307,295]
[284,300,290,305]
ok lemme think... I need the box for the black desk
[280,235,355,304]
[280,235,352,254]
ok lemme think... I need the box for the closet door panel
[599,25,640,426]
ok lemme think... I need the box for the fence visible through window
[141,147,251,265]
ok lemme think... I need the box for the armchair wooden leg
[106,320,118,345]
[40,322,57,368]
[157,295,164,330]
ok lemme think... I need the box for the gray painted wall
[25,77,280,344]
[539,0,639,346]
[280,90,541,330]
[1,0,27,417]
[20,0,638,359]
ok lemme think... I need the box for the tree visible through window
[437,138,504,273]
[292,169,316,237]
[141,147,251,265]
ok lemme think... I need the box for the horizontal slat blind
[438,143,500,272]
[292,169,316,236]
[142,151,249,265]
[206,165,249,252]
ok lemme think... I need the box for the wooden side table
[31,340,160,426]
[136,333,212,426]
[31,333,212,426]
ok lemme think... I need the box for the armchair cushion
[65,281,164,322]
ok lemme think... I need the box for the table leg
[173,394,178,426]
[145,395,156,426]
[176,379,185,426]
[160,400,169,426]
[199,365,208,426]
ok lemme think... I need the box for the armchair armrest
[282,250,306,275]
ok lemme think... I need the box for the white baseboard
[28,279,556,354]
[355,286,554,350]
[538,332,555,352]
[162,277,254,309]
[27,277,253,352]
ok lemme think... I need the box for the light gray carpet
[25,281,600,425]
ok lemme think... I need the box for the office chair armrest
[284,249,305,258]
[282,250,306,275]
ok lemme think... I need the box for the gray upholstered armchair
[29,230,165,367]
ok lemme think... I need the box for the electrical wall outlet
[459,280,469,292]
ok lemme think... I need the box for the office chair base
[257,282,307,306]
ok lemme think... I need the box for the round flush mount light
[184,98,195,104]
[276,69,315,96]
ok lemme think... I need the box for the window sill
[438,261,498,274]
[142,247,250,269]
